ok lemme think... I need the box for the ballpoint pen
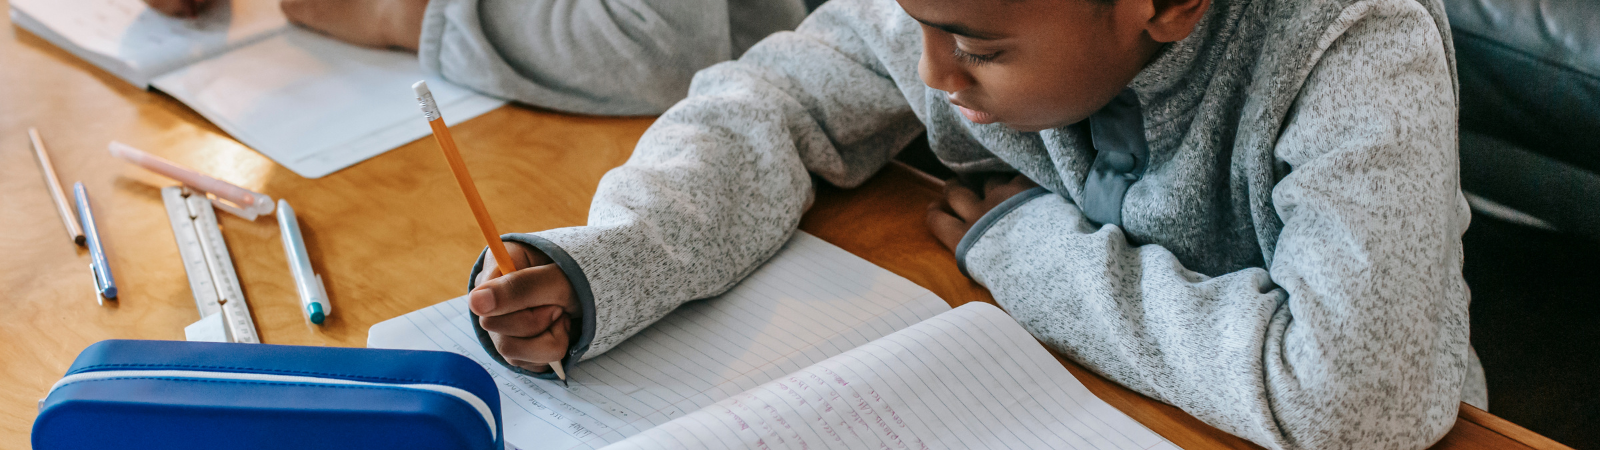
[73,182,117,303]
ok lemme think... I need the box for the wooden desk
[0,8,1569,449]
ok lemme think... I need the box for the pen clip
[90,264,105,306]
[313,274,329,307]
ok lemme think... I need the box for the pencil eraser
[412,81,440,122]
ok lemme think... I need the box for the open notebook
[369,232,1178,450]
[10,0,503,178]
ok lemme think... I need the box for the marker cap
[308,302,325,325]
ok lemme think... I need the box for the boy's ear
[1145,0,1210,43]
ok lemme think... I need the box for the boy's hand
[281,0,428,51]
[926,173,1040,253]
[471,242,580,374]
[143,0,211,18]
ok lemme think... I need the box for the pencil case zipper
[42,368,498,437]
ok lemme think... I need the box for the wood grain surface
[0,5,1567,449]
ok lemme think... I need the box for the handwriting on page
[701,368,929,450]
[604,303,1181,450]
[368,232,952,449]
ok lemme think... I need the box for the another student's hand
[926,173,1040,253]
[470,241,580,374]
[280,0,428,51]
[144,0,211,18]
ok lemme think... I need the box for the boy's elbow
[1267,373,1462,450]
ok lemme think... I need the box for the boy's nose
[918,34,974,94]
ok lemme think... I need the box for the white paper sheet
[152,29,504,178]
[605,302,1181,450]
[369,232,952,449]
[11,0,503,178]
[9,0,287,87]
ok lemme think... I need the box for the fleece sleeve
[468,0,928,373]
[958,1,1473,449]
[418,0,801,115]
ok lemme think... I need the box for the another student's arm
[958,2,1469,449]
[281,0,428,51]
[464,0,927,375]
[280,0,803,115]
[414,0,801,115]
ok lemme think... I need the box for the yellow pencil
[413,81,568,386]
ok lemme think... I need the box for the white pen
[276,199,330,325]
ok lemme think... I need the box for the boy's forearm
[962,190,1471,450]
[456,0,924,363]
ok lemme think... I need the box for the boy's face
[904,0,1171,132]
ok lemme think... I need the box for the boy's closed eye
[951,42,1004,66]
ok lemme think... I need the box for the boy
[144,0,808,115]
[466,0,1486,448]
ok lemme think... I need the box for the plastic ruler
[161,186,259,343]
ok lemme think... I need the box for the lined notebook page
[369,232,951,449]
[602,303,1180,450]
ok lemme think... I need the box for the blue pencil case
[34,340,502,450]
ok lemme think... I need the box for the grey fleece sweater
[418,0,807,115]
[467,0,1488,447]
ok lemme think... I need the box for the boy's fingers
[507,359,550,373]
[475,241,552,287]
[944,181,985,221]
[1001,174,1040,197]
[925,206,968,252]
[470,264,575,317]
[985,176,1038,207]
[494,317,572,371]
[474,263,499,288]
[508,241,554,267]
[982,174,1010,197]
[490,335,546,373]
[971,174,1041,211]
[479,305,564,338]
[1011,173,1039,188]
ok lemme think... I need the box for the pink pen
[108,141,275,220]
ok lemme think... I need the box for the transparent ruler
[161,186,260,343]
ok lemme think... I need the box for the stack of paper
[11,0,504,178]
